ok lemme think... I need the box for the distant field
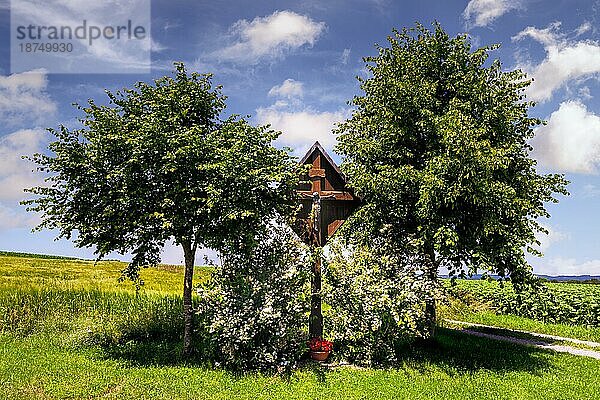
[0,253,211,294]
[0,250,82,260]
[1,254,600,399]
[440,279,600,342]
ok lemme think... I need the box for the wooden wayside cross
[293,141,360,339]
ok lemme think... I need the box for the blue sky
[0,0,599,275]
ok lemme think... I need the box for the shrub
[323,241,441,366]
[197,224,310,372]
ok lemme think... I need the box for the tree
[23,63,300,355]
[335,23,569,337]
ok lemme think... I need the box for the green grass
[439,279,600,343]
[0,254,211,294]
[2,328,600,399]
[442,310,600,343]
[442,318,600,350]
[2,255,600,399]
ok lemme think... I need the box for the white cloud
[534,224,568,253]
[163,20,182,32]
[0,128,49,230]
[10,0,152,73]
[0,128,49,201]
[0,203,40,230]
[512,22,562,47]
[575,21,592,37]
[535,257,600,276]
[0,203,39,231]
[532,101,600,174]
[212,10,326,64]
[463,0,520,28]
[0,70,56,126]
[256,106,349,155]
[268,79,304,99]
[512,23,600,102]
[341,48,351,65]
[579,86,593,100]
[368,0,390,10]
[582,183,600,197]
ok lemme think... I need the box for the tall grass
[0,288,183,336]
[0,285,215,366]
[0,252,217,366]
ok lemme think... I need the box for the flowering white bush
[197,223,310,371]
[323,238,442,365]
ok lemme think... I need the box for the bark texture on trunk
[182,241,196,356]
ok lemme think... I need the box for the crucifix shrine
[294,141,360,339]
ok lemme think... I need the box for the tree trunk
[424,248,438,338]
[424,294,436,338]
[182,241,196,357]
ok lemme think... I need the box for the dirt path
[444,319,600,360]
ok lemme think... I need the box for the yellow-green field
[0,253,211,294]
[1,253,600,400]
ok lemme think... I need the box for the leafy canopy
[335,23,568,283]
[24,63,299,280]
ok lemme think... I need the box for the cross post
[294,142,360,339]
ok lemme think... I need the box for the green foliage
[23,62,299,280]
[22,62,301,356]
[451,279,600,327]
[198,224,311,371]
[324,241,441,365]
[335,22,568,284]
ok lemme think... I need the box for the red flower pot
[310,350,330,361]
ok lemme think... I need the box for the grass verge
[441,309,600,343]
[2,328,600,400]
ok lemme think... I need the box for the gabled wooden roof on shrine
[299,141,346,182]
[295,141,360,245]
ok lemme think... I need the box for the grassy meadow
[1,253,600,399]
